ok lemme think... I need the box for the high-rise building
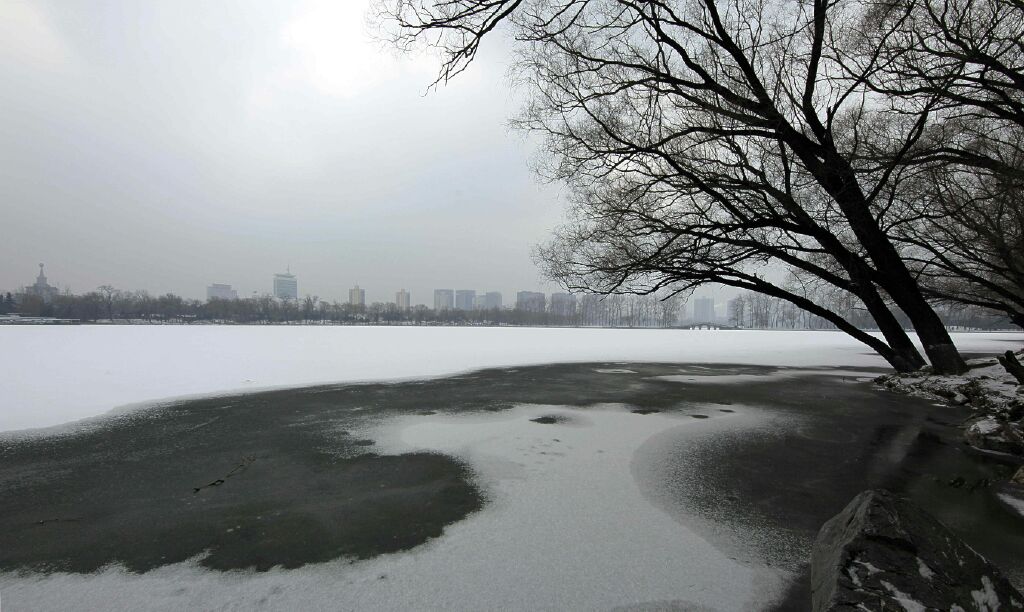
[516,291,546,313]
[349,285,366,307]
[693,296,715,322]
[396,289,411,310]
[726,296,745,327]
[273,270,297,301]
[206,283,238,300]
[26,263,59,303]
[455,289,476,311]
[484,291,503,309]
[434,289,454,310]
[550,292,577,317]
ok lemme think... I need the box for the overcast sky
[0,0,572,304]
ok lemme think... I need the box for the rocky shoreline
[875,350,1024,520]
[811,489,1024,611]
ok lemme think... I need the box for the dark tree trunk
[787,144,968,374]
[860,296,927,372]
[882,284,967,374]
[998,351,1024,385]
[725,277,925,372]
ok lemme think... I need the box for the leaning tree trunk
[795,148,968,374]
[733,277,925,372]
[890,291,968,374]
[841,260,928,372]
[859,292,927,372]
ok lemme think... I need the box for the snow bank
[1,326,1020,432]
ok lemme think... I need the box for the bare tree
[379,0,1007,371]
[97,285,119,322]
[840,0,1024,324]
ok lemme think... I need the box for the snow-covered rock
[877,357,1022,411]
[965,417,1024,455]
[811,489,1023,612]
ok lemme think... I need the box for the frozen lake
[1,327,1022,610]
[1,325,1021,432]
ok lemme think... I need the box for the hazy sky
[0,0,568,304]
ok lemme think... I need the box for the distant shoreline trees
[1,288,693,328]
[2,285,1009,330]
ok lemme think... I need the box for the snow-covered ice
[1,404,789,611]
[2,327,1021,610]
[1,325,1020,432]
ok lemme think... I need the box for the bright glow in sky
[282,0,426,99]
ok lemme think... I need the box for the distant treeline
[1,288,1011,330]
[726,291,1013,331]
[2,289,685,328]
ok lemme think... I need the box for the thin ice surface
[0,404,789,611]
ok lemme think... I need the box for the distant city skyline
[3,260,563,306]
[7,261,736,316]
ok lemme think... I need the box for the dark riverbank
[1,362,1021,609]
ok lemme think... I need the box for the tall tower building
[27,263,59,303]
[206,284,238,300]
[273,269,297,301]
[349,285,366,307]
[516,291,546,313]
[396,289,411,310]
[455,289,476,311]
[484,291,503,309]
[693,296,715,322]
[434,289,454,310]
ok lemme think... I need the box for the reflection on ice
[654,368,884,385]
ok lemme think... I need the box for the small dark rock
[530,416,566,425]
[967,478,990,492]
[690,414,709,419]
[631,408,661,415]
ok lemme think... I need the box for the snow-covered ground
[2,326,1021,432]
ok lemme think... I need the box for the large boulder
[811,489,1023,611]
